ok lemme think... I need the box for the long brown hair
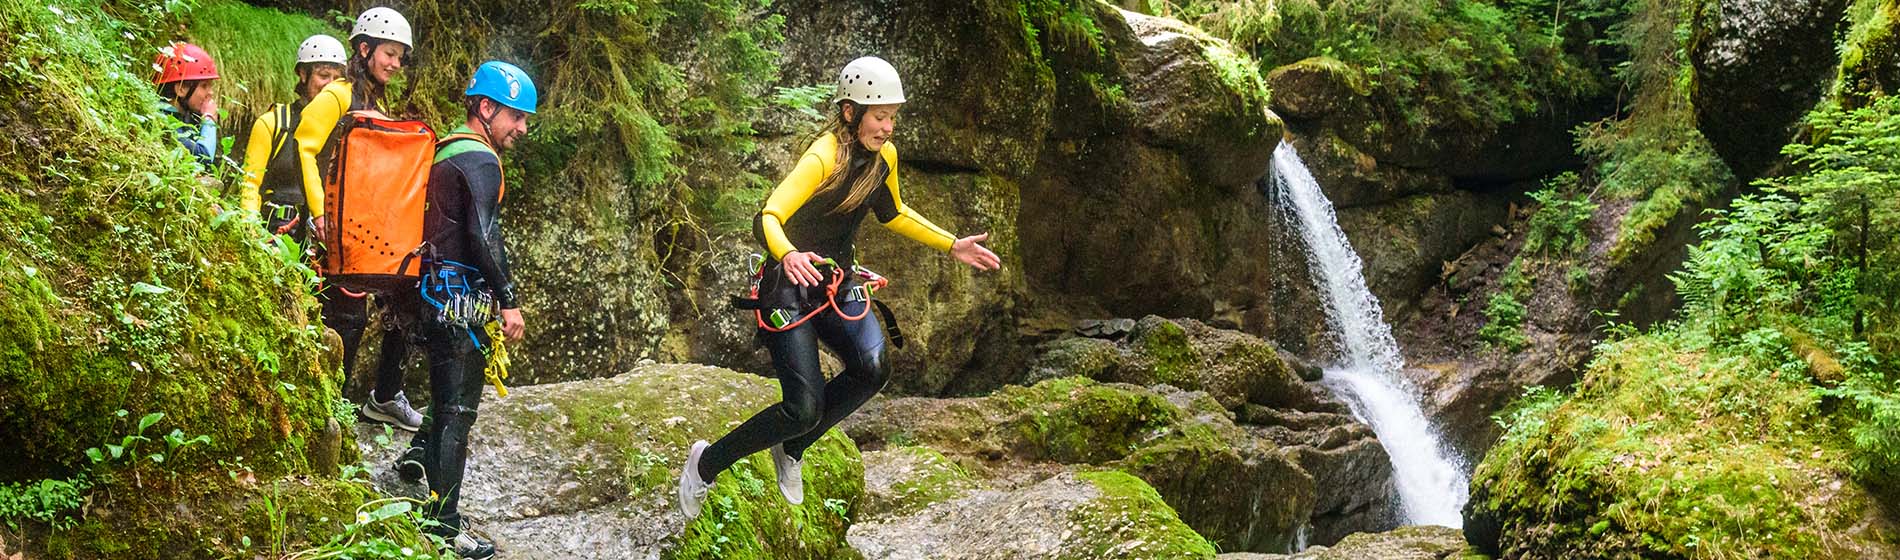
[345,38,389,110]
[812,101,889,215]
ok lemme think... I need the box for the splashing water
[1269,141,1468,527]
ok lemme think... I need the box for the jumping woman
[677,56,1002,519]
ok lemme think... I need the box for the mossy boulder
[844,377,1340,553]
[355,364,864,559]
[859,446,982,520]
[0,3,435,557]
[1466,334,1900,559]
[847,470,1217,560]
[1219,525,1472,560]
[1840,0,1900,104]
[1027,316,1326,412]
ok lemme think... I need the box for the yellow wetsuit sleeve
[295,82,350,217]
[877,144,957,252]
[237,108,275,214]
[758,140,833,259]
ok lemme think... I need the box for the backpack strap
[265,104,293,162]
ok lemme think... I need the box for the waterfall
[1269,141,1468,527]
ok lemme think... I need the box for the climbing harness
[731,255,906,348]
[416,255,511,396]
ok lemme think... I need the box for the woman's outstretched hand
[781,250,828,287]
[951,233,1001,271]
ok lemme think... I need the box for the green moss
[185,0,342,120]
[1473,332,1886,557]
[670,434,862,560]
[879,446,978,517]
[997,377,1182,464]
[1133,320,1198,386]
[1066,470,1217,560]
[1838,0,1900,104]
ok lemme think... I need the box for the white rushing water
[1269,141,1468,527]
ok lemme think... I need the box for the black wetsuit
[696,141,905,481]
[407,129,516,536]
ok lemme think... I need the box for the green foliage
[1569,0,1733,263]
[771,83,836,121]
[281,497,453,560]
[1491,385,1568,449]
[1176,0,1615,135]
[1,0,336,482]
[1522,173,1600,257]
[0,477,89,531]
[184,0,340,116]
[1480,263,1533,351]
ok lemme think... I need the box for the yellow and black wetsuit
[700,133,958,482]
[238,102,314,242]
[292,79,379,221]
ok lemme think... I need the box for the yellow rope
[483,321,510,398]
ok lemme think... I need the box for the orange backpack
[320,114,436,293]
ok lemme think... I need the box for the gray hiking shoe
[771,443,804,505]
[361,391,423,432]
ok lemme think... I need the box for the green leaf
[148,453,164,464]
[85,447,104,463]
[130,282,171,295]
[138,412,164,432]
[107,444,123,459]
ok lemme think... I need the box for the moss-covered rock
[846,470,1216,560]
[0,3,435,556]
[859,446,981,520]
[1466,334,1900,558]
[1028,316,1325,412]
[1220,525,1473,560]
[844,377,1340,553]
[354,364,864,559]
[1840,0,1900,104]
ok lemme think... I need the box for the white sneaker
[677,440,714,520]
[770,443,804,505]
[361,391,424,432]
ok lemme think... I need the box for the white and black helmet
[296,34,347,65]
[350,7,413,49]
[834,56,905,105]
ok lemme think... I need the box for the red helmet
[152,42,219,85]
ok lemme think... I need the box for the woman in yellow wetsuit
[291,7,425,433]
[236,34,344,247]
[677,56,1001,519]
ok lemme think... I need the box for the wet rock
[1027,316,1325,412]
[1222,525,1470,560]
[356,364,864,559]
[843,377,1392,552]
[1076,318,1140,339]
[849,471,1217,559]
[1692,0,1852,180]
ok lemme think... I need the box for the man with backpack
[393,60,536,560]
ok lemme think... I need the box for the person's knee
[849,344,890,387]
[779,391,823,433]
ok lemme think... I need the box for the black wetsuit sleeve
[868,170,900,223]
[458,156,519,309]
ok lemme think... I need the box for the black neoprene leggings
[321,286,411,402]
[698,299,890,481]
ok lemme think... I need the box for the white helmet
[834,56,905,105]
[350,7,413,49]
[296,34,347,65]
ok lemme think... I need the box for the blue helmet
[465,60,538,114]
